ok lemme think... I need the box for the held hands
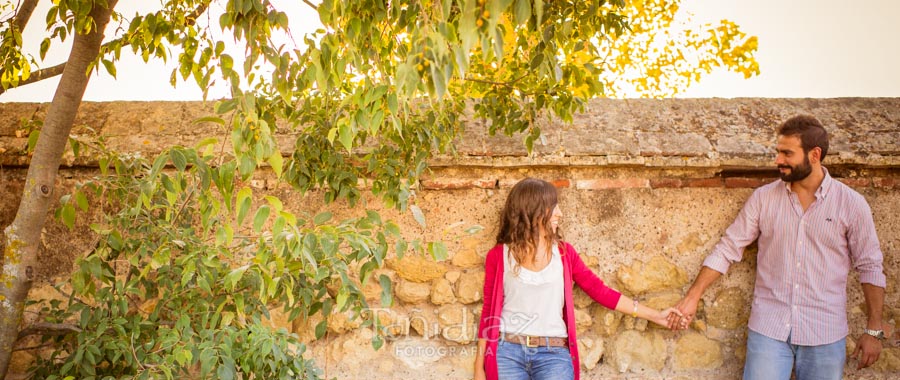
[654,308,690,330]
[666,295,699,331]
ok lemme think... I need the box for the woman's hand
[474,367,487,380]
[655,307,688,330]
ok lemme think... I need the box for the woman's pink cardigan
[476,242,622,380]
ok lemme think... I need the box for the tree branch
[16,322,82,340]
[14,0,39,32]
[0,1,210,96]
[302,0,318,11]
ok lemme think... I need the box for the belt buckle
[525,335,539,348]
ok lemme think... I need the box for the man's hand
[852,334,883,369]
[667,295,699,330]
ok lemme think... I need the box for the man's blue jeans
[496,339,574,380]
[743,329,846,380]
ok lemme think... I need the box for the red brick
[874,177,900,189]
[551,179,571,188]
[725,178,769,188]
[837,178,871,188]
[650,178,682,188]
[576,178,649,190]
[473,179,499,189]
[682,178,725,188]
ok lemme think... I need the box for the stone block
[396,280,432,304]
[456,269,484,304]
[431,278,457,305]
[706,287,750,330]
[675,333,723,370]
[328,310,362,334]
[616,256,689,295]
[387,255,447,283]
[577,335,605,370]
[438,305,476,344]
[409,308,441,338]
[451,237,484,268]
[575,308,593,332]
[591,305,623,336]
[638,132,712,157]
[610,330,667,373]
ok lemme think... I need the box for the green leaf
[101,59,117,78]
[60,203,75,229]
[268,150,283,177]
[428,241,448,261]
[40,38,51,60]
[74,191,89,212]
[515,0,532,25]
[194,116,225,125]
[224,265,249,291]
[315,320,327,339]
[464,224,484,234]
[27,130,40,153]
[253,205,270,232]
[170,149,187,172]
[379,274,392,307]
[336,289,348,311]
[313,211,332,225]
[338,122,354,152]
[371,334,384,350]
[216,357,235,380]
[236,187,252,225]
[409,205,426,228]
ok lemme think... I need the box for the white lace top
[499,244,568,338]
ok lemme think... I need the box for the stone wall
[1,99,899,379]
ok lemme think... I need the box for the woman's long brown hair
[496,178,561,274]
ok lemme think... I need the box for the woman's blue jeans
[496,339,574,380]
[743,329,846,380]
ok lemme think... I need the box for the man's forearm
[685,266,724,300]
[861,283,885,329]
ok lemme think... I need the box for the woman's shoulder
[485,243,505,261]
[558,240,576,253]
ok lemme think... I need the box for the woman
[474,178,683,380]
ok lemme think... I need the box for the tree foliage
[0,0,758,378]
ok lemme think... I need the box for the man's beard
[778,156,813,182]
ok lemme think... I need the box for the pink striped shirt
[703,167,885,346]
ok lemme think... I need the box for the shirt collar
[782,166,833,199]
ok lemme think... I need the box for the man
[671,115,886,380]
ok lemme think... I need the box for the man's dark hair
[777,115,829,161]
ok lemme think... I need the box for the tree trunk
[0,1,118,377]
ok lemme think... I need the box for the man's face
[775,135,813,182]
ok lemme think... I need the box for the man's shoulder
[748,178,785,198]
[829,179,870,207]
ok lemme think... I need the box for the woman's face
[549,204,562,233]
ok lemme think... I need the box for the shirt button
[795,284,799,289]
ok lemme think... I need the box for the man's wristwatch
[864,328,886,341]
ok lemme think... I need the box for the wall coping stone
[1,98,898,169]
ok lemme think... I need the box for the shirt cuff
[702,254,732,275]
[860,271,887,288]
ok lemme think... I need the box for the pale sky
[2,0,899,102]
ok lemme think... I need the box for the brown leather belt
[503,334,568,348]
